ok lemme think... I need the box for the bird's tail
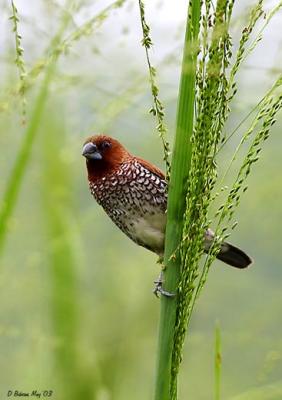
[216,242,253,269]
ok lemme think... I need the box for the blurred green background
[0,1,282,399]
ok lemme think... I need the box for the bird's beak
[82,142,102,160]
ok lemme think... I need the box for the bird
[82,135,252,294]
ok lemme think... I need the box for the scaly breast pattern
[89,159,167,255]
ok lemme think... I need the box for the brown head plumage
[82,135,131,180]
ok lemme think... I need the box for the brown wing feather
[134,157,166,180]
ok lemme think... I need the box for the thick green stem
[154,2,201,399]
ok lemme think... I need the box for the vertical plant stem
[0,62,55,256]
[154,1,201,399]
[138,0,171,176]
[10,0,27,122]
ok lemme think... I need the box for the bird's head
[82,135,130,179]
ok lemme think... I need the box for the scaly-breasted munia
[82,135,252,290]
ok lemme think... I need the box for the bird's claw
[153,271,175,298]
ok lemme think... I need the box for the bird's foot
[153,271,175,298]
[157,256,164,266]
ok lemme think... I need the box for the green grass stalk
[0,0,125,258]
[0,63,56,256]
[138,0,171,176]
[154,2,201,399]
[10,0,27,122]
[0,12,71,257]
[2,0,126,112]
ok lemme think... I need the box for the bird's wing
[134,157,166,180]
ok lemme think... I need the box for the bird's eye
[101,141,111,150]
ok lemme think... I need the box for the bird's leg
[153,258,176,298]
[153,271,175,298]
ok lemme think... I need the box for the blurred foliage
[0,1,282,399]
